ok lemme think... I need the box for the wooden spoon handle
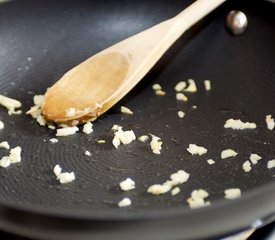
[171,0,226,39]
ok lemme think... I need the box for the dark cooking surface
[0,0,274,232]
[0,0,274,218]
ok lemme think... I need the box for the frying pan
[0,0,274,239]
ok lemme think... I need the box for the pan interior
[0,0,274,218]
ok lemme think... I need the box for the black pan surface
[0,0,274,239]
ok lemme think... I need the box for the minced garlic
[0,156,11,168]
[9,146,22,163]
[224,188,241,199]
[120,106,133,115]
[267,159,275,169]
[177,111,185,118]
[266,115,275,130]
[242,160,252,172]
[0,121,4,130]
[207,159,215,165]
[176,93,188,102]
[221,149,238,159]
[82,121,93,134]
[53,165,75,184]
[249,154,262,165]
[49,138,58,144]
[171,187,181,196]
[0,141,9,149]
[148,182,172,195]
[152,84,162,91]
[187,189,210,209]
[174,81,187,92]
[118,197,132,207]
[155,89,166,96]
[111,124,122,131]
[150,134,162,154]
[119,178,135,191]
[0,95,22,115]
[204,80,211,91]
[187,144,207,156]
[112,128,136,149]
[26,94,47,126]
[84,150,91,156]
[56,126,79,137]
[0,146,22,168]
[183,79,197,93]
[138,135,149,142]
[147,170,189,195]
[53,165,62,176]
[224,119,256,130]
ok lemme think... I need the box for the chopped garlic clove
[114,129,136,146]
[56,126,79,137]
[224,119,256,130]
[138,135,149,142]
[118,197,132,207]
[84,150,91,156]
[183,79,197,93]
[171,187,181,196]
[152,84,162,91]
[82,121,93,134]
[207,159,215,165]
[0,95,22,115]
[120,106,133,115]
[267,159,275,169]
[266,115,275,130]
[57,172,75,184]
[33,95,44,106]
[187,189,210,209]
[176,93,188,102]
[221,149,238,159]
[177,111,185,118]
[150,135,162,154]
[0,121,4,130]
[224,188,241,199]
[242,160,252,172]
[9,146,22,163]
[112,136,120,149]
[26,105,40,118]
[174,81,187,92]
[0,156,11,168]
[111,125,122,131]
[204,80,211,91]
[187,144,207,156]
[37,114,46,126]
[249,154,262,165]
[170,170,190,185]
[119,178,136,191]
[147,182,172,195]
[0,141,10,149]
[53,165,62,177]
[147,169,189,195]
[49,138,58,144]
[155,89,166,96]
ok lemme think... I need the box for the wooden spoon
[41,0,225,124]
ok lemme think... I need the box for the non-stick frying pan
[0,0,274,239]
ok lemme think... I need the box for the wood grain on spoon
[41,0,225,124]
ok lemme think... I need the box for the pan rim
[0,180,273,221]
